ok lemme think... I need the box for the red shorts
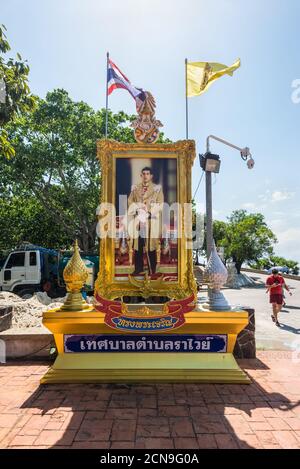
[270,294,283,305]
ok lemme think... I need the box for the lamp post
[200,151,221,259]
[200,135,254,311]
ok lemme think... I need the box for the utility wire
[193,170,204,200]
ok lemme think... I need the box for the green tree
[194,218,228,262]
[1,89,169,252]
[249,257,271,270]
[269,256,299,275]
[251,255,299,275]
[0,194,73,256]
[215,210,277,273]
[0,25,36,158]
[213,220,228,254]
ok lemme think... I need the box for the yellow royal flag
[186,58,241,97]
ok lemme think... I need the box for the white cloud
[265,218,300,262]
[258,189,295,204]
[277,228,300,244]
[242,202,256,210]
[273,227,300,263]
[271,190,295,202]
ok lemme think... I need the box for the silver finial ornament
[202,241,231,311]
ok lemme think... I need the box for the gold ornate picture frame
[95,139,197,300]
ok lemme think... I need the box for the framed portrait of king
[95,139,197,300]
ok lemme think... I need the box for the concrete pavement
[223,273,300,351]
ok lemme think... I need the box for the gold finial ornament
[131,91,163,144]
[60,240,90,312]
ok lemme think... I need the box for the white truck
[0,244,61,299]
[0,243,97,299]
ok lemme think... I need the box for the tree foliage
[212,220,228,246]
[0,194,72,255]
[0,25,36,158]
[213,209,277,273]
[250,255,299,275]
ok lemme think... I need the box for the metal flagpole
[185,58,189,139]
[105,51,109,138]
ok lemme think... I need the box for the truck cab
[0,244,59,299]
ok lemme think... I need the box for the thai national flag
[107,59,146,107]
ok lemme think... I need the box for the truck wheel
[17,289,35,300]
[42,281,52,292]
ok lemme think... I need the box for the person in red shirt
[266,268,292,326]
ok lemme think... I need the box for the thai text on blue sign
[111,316,180,331]
[64,334,227,353]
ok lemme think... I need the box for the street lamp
[199,134,254,312]
[200,152,221,173]
[201,135,254,260]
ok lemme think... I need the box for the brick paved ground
[1,351,300,449]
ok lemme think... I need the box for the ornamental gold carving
[95,139,196,300]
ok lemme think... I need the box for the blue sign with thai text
[64,334,227,353]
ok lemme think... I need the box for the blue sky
[2,0,300,262]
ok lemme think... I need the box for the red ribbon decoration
[94,293,195,332]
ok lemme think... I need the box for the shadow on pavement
[278,323,300,334]
[11,356,300,450]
